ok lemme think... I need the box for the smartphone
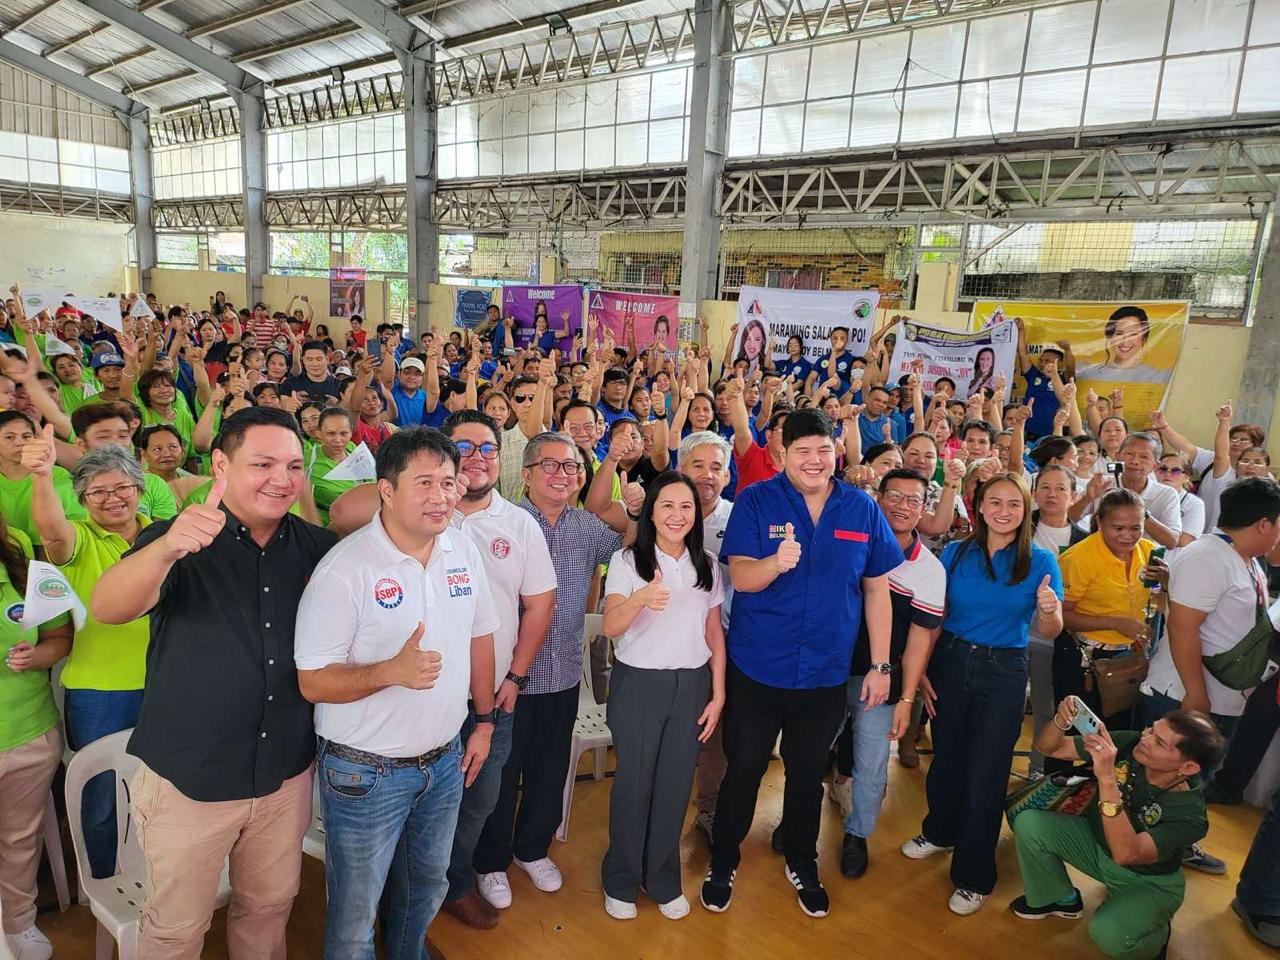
[1106,461,1124,481]
[1142,546,1167,588]
[1071,696,1103,737]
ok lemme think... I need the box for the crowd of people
[0,290,1276,960]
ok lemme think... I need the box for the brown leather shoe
[442,891,499,930]
[897,735,920,768]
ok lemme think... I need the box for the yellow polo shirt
[58,515,151,691]
[1059,531,1155,648]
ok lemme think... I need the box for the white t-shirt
[1080,473,1183,539]
[1143,533,1258,716]
[1034,520,1075,554]
[604,546,725,670]
[1192,446,1233,534]
[702,497,734,629]
[295,513,502,756]
[450,491,558,689]
[1165,489,1206,565]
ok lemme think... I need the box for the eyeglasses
[532,459,583,476]
[84,482,139,504]
[1156,465,1186,475]
[882,490,925,508]
[456,440,499,461]
[513,394,535,403]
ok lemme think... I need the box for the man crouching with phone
[1009,698,1224,960]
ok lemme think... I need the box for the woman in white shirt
[600,472,726,921]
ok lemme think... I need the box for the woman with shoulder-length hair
[600,471,726,921]
[901,471,1063,916]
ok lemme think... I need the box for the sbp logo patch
[490,537,511,560]
[5,602,23,623]
[373,577,404,609]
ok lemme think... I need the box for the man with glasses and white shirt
[473,432,623,908]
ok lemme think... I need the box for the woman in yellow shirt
[1054,488,1155,738]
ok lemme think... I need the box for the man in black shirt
[92,407,337,960]
[284,339,343,404]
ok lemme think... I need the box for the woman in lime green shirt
[0,512,72,957]
[25,439,151,881]
[305,407,357,525]
[137,368,196,468]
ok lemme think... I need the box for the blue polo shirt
[1021,367,1060,439]
[812,350,858,394]
[858,412,905,450]
[777,356,812,384]
[938,539,1062,649]
[390,383,426,426]
[719,472,903,689]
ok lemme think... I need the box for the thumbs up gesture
[20,423,56,477]
[160,476,228,561]
[389,621,443,689]
[775,522,801,573]
[1036,574,1060,617]
[637,566,672,611]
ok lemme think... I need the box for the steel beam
[234,90,268,307]
[0,36,141,116]
[128,113,156,291]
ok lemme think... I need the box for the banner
[67,297,123,332]
[972,299,1189,427]
[20,287,72,319]
[734,286,880,374]
[586,290,681,355]
[454,288,493,329]
[500,284,583,354]
[20,560,86,630]
[329,267,366,318]
[888,319,1019,398]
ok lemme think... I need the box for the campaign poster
[329,267,366,318]
[454,287,493,329]
[887,319,1018,397]
[587,289,681,356]
[735,286,880,373]
[500,284,583,354]
[972,299,1189,426]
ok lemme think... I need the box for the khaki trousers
[0,727,61,934]
[131,763,312,960]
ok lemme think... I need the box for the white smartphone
[1071,696,1103,737]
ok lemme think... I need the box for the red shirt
[352,417,391,453]
[735,441,779,495]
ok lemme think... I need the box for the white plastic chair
[556,614,613,842]
[302,769,326,862]
[42,789,70,912]
[64,730,231,960]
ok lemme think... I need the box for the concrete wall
[0,211,129,296]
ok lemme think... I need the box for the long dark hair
[0,509,27,594]
[626,472,713,591]
[952,471,1034,586]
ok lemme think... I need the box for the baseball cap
[335,366,353,377]
[400,357,425,372]
[1039,343,1065,358]
[91,352,125,370]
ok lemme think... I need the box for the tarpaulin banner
[454,288,493,329]
[329,267,366,318]
[500,284,583,354]
[586,289,681,356]
[734,286,879,376]
[887,319,1019,397]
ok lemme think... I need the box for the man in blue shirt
[1015,316,1074,440]
[701,408,902,920]
[804,327,857,396]
[594,369,630,459]
[857,385,906,449]
[390,356,443,427]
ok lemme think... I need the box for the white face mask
[850,367,865,380]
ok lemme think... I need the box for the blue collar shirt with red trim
[719,471,904,690]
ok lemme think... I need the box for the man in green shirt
[1012,699,1226,959]
[69,403,177,520]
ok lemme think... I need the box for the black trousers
[474,684,579,873]
[710,661,846,870]
[1214,673,1280,801]
[1046,633,1136,776]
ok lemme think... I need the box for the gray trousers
[602,661,710,903]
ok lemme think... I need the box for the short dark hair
[140,423,184,449]
[560,398,599,423]
[602,368,629,386]
[252,381,280,399]
[375,426,459,485]
[71,402,129,436]
[867,384,890,398]
[1218,476,1280,529]
[443,409,501,449]
[318,406,353,429]
[831,326,849,337]
[0,410,35,434]
[301,340,327,356]
[765,409,789,433]
[961,419,996,444]
[935,376,956,392]
[781,407,834,448]
[879,467,928,495]
[608,415,642,439]
[213,406,302,459]
[1163,710,1226,772]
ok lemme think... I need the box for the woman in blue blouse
[775,334,812,385]
[900,471,1063,916]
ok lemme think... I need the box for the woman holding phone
[902,471,1062,915]
[600,472,726,921]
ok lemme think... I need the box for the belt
[321,738,451,769]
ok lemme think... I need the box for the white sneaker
[5,926,52,960]
[604,894,637,919]
[514,856,563,892]
[949,887,988,916]
[692,809,714,841]
[901,833,951,860]
[659,894,691,920]
[828,777,853,821]
[476,871,512,909]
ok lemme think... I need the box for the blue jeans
[1138,690,1238,784]
[1238,787,1280,917]
[445,707,515,901]
[840,675,895,839]
[319,737,464,960]
[63,687,144,879]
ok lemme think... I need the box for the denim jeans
[319,737,463,960]
[1238,786,1280,917]
[841,675,895,839]
[445,707,515,901]
[63,687,144,879]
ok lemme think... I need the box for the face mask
[850,367,865,380]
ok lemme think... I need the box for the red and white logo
[373,577,404,609]
[490,537,511,559]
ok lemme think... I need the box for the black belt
[321,738,451,769]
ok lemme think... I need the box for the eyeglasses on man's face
[456,440,499,461]
[532,459,582,476]
[882,489,924,509]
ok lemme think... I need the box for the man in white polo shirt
[1070,432,1183,548]
[440,410,557,930]
[295,427,500,960]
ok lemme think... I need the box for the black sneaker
[785,859,830,918]
[699,864,735,913]
[840,833,868,879]
[770,822,785,854]
[1009,890,1084,920]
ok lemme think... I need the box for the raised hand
[1216,399,1234,423]
[161,477,228,560]
[388,621,443,690]
[619,470,645,517]
[775,522,801,572]
[1036,574,1061,617]
[19,423,55,478]
[1149,409,1168,432]
[636,566,672,611]
[943,456,966,485]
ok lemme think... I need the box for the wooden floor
[39,722,1270,960]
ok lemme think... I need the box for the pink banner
[586,289,681,354]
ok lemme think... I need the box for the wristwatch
[870,662,892,675]
[472,709,500,725]
[505,670,529,690]
[1098,800,1123,818]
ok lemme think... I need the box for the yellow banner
[971,299,1189,429]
